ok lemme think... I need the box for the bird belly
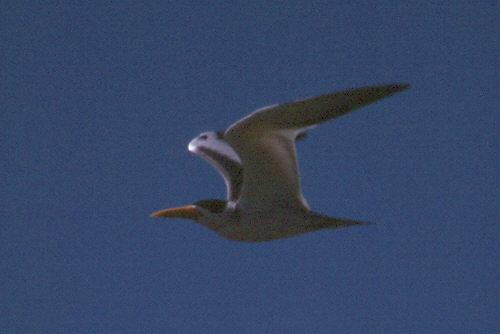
[218,211,313,242]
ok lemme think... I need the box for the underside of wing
[227,84,409,133]
[228,129,309,211]
[188,132,243,201]
[224,83,409,210]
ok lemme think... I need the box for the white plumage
[152,83,409,242]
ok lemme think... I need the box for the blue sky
[1,1,497,333]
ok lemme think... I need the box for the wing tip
[390,82,410,91]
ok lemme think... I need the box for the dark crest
[194,199,227,214]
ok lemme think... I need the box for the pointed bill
[150,205,199,219]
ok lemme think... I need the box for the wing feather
[225,83,409,210]
[188,132,243,201]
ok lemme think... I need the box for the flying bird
[152,84,409,242]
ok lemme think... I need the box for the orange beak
[150,204,200,220]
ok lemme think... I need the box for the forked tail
[307,212,371,231]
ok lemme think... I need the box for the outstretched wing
[188,132,243,201]
[225,83,409,211]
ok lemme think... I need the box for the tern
[152,83,409,242]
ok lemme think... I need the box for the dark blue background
[2,1,497,333]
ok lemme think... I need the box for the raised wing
[188,132,243,201]
[224,83,409,211]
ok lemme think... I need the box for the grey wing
[224,83,409,211]
[188,132,243,201]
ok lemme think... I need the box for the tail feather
[308,212,371,231]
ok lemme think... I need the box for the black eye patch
[199,134,208,140]
[195,199,227,214]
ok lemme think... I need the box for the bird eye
[199,134,208,140]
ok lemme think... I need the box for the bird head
[151,199,227,221]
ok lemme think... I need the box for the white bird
[152,83,409,242]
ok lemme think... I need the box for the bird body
[152,83,409,242]
[166,201,363,242]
